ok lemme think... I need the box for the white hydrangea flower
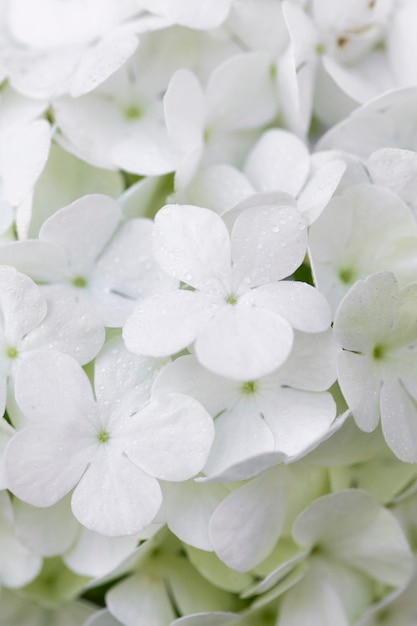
[4,0,165,100]
[0,194,176,327]
[309,183,417,311]
[276,489,414,626]
[0,264,103,419]
[334,271,417,462]
[164,53,278,188]
[124,202,331,380]
[5,343,214,536]
[154,329,337,477]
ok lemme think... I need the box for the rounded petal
[337,351,381,432]
[334,272,399,353]
[14,349,97,425]
[209,468,286,571]
[263,388,336,457]
[39,194,122,274]
[195,304,294,381]
[203,404,275,477]
[244,129,310,196]
[70,30,139,97]
[5,425,94,507]
[231,205,307,288]
[153,204,232,293]
[245,281,332,333]
[0,265,47,344]
[380,377,417,463]
[123,290,220,357]
[72,452,162,536]
[127,392,214,481]
[162,480,226,551]
[164,69,205,153]
[21,286,105,364]
[207,51,277,130]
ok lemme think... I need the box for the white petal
[21,287,104,364]
[297,159,346,225]
[203,404,275,477]
[293,488,413,585]
[279,566,349,626]
[195,304,294,381]
[164,69,205,153]
[72,451,162,536]
[264,388,336,457]
[54,94,126,170]
[95,336,162,410]
[279,329,338,391]
[0,265,47,345]
[1,119,51,206]
[337,351,381,432]
[113,123,180,176]
[70,30,139,97]
[231,204,308,288]
[367,148,417,209]
[244,129,310,196]
[162,481,226,551]
[127,392,214,481]
[209,468,286,571]
[30,142,124,238]
[153,204,231,293]
[14,349,97,424]
[123,290,221,357]
[334,272,399,353]
[198,451,286,483]
[186,165,255,215]
[0,493,42,588]
[246,281,332,333]
[13,495,78,557]
[207,52,277,130]
[153,355,237,417]
[380,377,417,463]
[107,573,175,626]
[0,240,67,282]
[137,0,234,29]
[5,425,93,507]
[39,194,122,274]
[92,217,176,327]
[64,526,139,578]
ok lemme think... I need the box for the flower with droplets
[5,339,214,536]
[124,202,331,380]
[334,271,417,462]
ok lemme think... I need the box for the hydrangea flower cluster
[1,1,417,624]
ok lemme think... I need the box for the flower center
[226,293,238,305]
[72,275,87,288]
[124,104,142,120]
[5,346,18,359]
[339,267,355,284]
[97,429,110,443]
[241,381,257,395]
[372,345,385,360]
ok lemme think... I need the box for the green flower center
[6,346,18,359]
[72,276,87,288]
[124,104,142,120]
[226,293,238,305]
[339,267,355,284]
[241,381,257,395]
[97,430,110,444]
[372,345,385,360]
